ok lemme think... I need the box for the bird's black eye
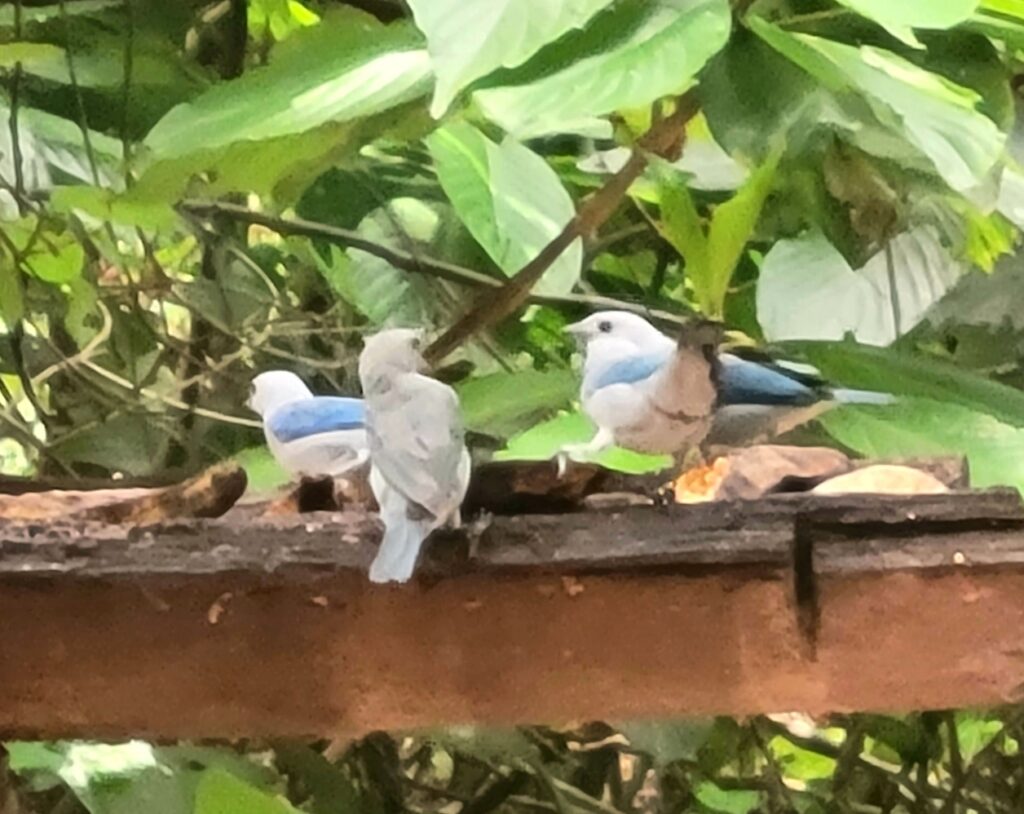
[598,320,613,333]
[410,336,422,350]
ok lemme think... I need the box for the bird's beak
[564,320,587,337]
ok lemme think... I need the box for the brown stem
[423,90,701,366]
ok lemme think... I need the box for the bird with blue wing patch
[560,311,893,469]
[247,371,369,479]
[359,329,471,584]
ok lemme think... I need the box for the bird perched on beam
[247,371,368,478]
[560,311,893,467]
[359,328,471,584]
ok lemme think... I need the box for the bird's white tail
[831,388,896,406]
[369,515,434,584]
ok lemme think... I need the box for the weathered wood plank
[2,489,1024,740]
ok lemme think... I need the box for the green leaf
[326,198,450,327]
[5,742,66,775]
[616,720,714,765]
[456,369,576,438]
[821,399,1024,493]
[195,769,298,814]
[144,10,430,159]
[51,186,176,231]
[658,171,709,288]
[769,736,836,780]
[702,148,780,318]
[24,239,84,284]
[406,0,614,117]
[788,340,1024,426]
[234,446,289,494]
[694,781,761,814]
[0,0,119,26]
[955,712,1003,762]
[751,20,1005,195]
[757,228,965,345]
[420,726,540,765]
[474,0,731,139]
[496,411,673,474]
[427,122,581,295]
[834,0,978,47]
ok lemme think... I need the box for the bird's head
[564,311,669,351]
[247,370,313,416]
[359,328,427,387]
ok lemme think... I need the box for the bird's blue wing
[268,397,366,443]
[590,349,672,394]
[718,354,821,407]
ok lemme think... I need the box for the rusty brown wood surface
[2,489,1024,740]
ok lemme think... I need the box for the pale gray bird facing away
[247,371,368,478]
[563,311,893,465]
[358,328,471,584]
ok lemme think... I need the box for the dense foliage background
[4,0,1024,811]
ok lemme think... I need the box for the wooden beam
[2,490,1024,740]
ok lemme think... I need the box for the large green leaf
[694,781,762,814]
[820,399,1024,493]
[782,341,1024,426]
[751,19,1005,195]
[474,0,730,139]
[406,0,614,117]
[427,122,581,295]
[456,369,576,437]
[757,228,966,345]
[495,411,673,473]
[194,770,298,814]
[834,0,979,46]
[144,10,430,159]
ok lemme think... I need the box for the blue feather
[590,349,671,394]
[718,355,821,407]
[268,397,366,443]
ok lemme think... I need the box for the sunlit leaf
[406,0,614,117]
[834,0,978,46]
[757,228,966,345]
[24,239,84,284]
[751,19,1005,195]
[694,781,761,814]
[474,0,730,139]
[427,122,581,295]
[144,10,430,159]
[496,411,673,473]
[787,340,1024,426]
[233,446,289,494]
[821,399,1024,493]
[195,769,298,814]
[456,369,576,437]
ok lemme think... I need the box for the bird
[247,370,369,479]
[358,328,471,584]
[560,311,893,467]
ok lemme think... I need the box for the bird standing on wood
[561,311,893,467]
[358,328,471,584]
[247,371,368,478]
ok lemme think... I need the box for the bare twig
[422,92,700,365]
[178,202,695,330]
[8,0,27,216]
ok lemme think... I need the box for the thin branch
[178,202,695,331]
[8,0,27,216]
[58,0,102,187]
[884,239,901,338]
[120,0,135,186]
[424,90,701,365]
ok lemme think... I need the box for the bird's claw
[466,510,494,560]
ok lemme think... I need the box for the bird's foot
[465,510,494,560]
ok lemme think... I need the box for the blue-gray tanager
[562,311,893,464]
[358,328,471,584]
[247,371,368,478]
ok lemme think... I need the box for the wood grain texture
[2,490,1023,739]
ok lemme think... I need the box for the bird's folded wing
[268,397,366,443]
[717,354,822,407]
[368,379,466,517]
